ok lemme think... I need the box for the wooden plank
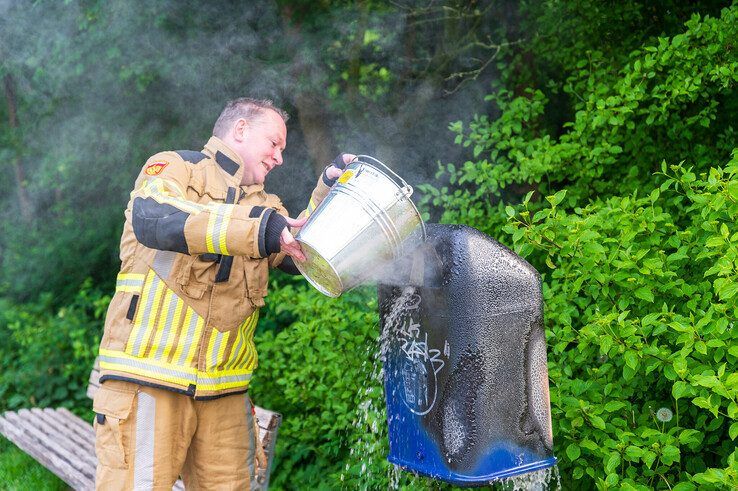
[40,408,95,450]
[0,412,94,490]
[86,384,97,401]
[28,409,96,466]
[56,407,96,439]
[87,368,101,400]
[22,409,97,474]
[38,408,95,449]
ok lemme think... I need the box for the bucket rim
[352,155,427,241]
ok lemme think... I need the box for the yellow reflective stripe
[305,197,316,218]
[217,206,233,255]
[206,209,217,253]
[149,289,175,358]
[224,317,247,370]
[196,369,253,391]
[205,204,234,255]
[182,312,205,366]
[206,333,217,369]
[171,307,195,365]
[161,297,186,362]
[100,348,253,391]
[206,329,231,370]
[216,332,230,369]
[229,313,257,368]
[126,271,155,353]
[131,276,166,357]
[99,348,197,387]
[115,273,145,293]
[238,313,260,370]
[139,179,205,215]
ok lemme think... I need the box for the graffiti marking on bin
[396,290,448,415]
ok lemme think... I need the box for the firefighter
[94,97,354,490]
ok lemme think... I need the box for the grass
[0,437,68,490]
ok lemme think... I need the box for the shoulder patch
[145,161,169,176]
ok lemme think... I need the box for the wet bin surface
[379,224,556,485]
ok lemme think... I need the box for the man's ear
[234,118,249,142]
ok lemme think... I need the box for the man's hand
[324,153,357,183]
[279,216,308,262]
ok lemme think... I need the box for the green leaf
[625,445,644,460]
[605,453,620,474]
[624,351,639,370]
[661,445,680,465]
[642,450,657,468]
[672,483,697,491]
[730,422,738,440]
[546,189,567,206]
[679,429,703,446]
[604,401,627,412]
[634,287,654,302]
[566,443,581,461]
[590,415,607,430]
[719,282,738,300]
[672,381,690,400]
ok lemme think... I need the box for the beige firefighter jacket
[98,136,331,399]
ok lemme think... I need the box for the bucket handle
[355,155,413,198]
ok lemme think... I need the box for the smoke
[0,0,502,300]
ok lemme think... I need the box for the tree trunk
[292,90,335,175]
[3,74,32,222]
[279,9,337,177]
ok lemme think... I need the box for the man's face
[235,109,287,186]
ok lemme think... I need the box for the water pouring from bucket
[294,155,426,297]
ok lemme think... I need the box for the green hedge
[0,279,105,416]
[420,5,738,489]
[249,276,436,489]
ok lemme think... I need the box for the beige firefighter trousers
[93,379,266,490]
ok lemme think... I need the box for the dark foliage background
[1,0,736,489]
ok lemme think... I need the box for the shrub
[419,5,738,489]
[249,275,437,489]
[0,279,107,416]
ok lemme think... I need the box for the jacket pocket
[176,255,212,300]
[93,382,137,470]
[244,258,269,308]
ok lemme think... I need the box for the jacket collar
[202,136,251,188]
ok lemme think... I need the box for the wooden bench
[0,359,281,490]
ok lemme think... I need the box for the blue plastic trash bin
[379,224,556,485]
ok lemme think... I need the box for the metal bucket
[294,155,426,297]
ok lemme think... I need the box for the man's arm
[130,152,287,258]
[301,153,357,219]
[266,154,356,275]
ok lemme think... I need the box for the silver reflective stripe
[152,251,177,279]
[99,354,197,384]
[154,294,180,360]
[132,275,162,355]
[211,207,227,254]
[225,326,245,370]
[134,391,155,489]
[209,330,225,370]
[116,278,144,288]
[176,309,200,366]
[245,397,257,489]
[197,372,252,386]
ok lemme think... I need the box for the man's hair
[212,98,289,138]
